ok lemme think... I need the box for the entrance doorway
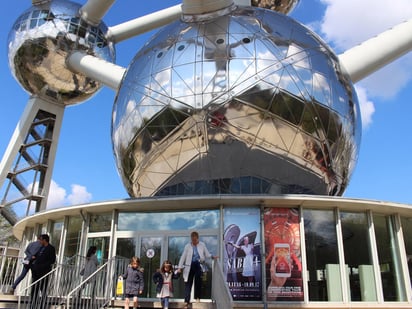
[115,233,218,299]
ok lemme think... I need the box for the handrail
[65,257,119,309]
[16,256,86,309]
[17,265,58,296]
[66,260,110,308]
[212,259,233,309]
[0,254,19,294]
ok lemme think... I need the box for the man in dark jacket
[30,234,56,309]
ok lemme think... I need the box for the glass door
[87,236,110,263]
[140,236,162,298]
[168,235,218,300]
[168,236,190,299]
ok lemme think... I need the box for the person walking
[177,231,216,307]
[122,256,144,309]
[10,235,42,293]
[29,234,56,309]
[153,260,179,309]
[77,246,99,307]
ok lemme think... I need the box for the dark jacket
[122,266,144,295]
[31,244,56,278]
[152,271,179,294]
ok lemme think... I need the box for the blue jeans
[161,297,169,308]
[12,264,30,289]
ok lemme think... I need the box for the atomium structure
[113,5,360,198]
[8,0,115,104]
[1,0,412,225]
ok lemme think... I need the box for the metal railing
[0,254,19,294]
[211,260,233,309]
[66,258,118,309]
[16,259,83,308]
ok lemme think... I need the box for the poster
[264,208,303,301]
[223,208,261,300]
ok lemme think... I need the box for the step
[109,298,215,308]
[0,294,18,308]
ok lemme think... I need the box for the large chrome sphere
[251,0,299,14]
[112,6,361,198]
[8,0,115,105]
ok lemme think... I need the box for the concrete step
[109,298,215,308]
[0,294,18,308]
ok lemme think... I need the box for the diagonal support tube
[66,52,126,91]
[338,19,412,83]
[107,4,182,43]
[79,0,116,26]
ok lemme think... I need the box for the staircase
[0,295,215,309]
[0,257,227,309]
[110,299,215,308]
[0,294,18,308]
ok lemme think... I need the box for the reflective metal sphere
[251,0,299,14]
[112,6,361,198]
[8,0,115,105]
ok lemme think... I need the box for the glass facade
[17,198,412,306]
[50,220,63,256]
[63,216,82,259]
[373,214,406,301]
[340,211,376,301]
[304,209,340,301]
[401,217,412,291]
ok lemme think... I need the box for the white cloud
[46,181,67,209]
[320,0,412,50]
[67,184,92,205]
[354,85,375,128]
[318,0,412,124]
[46,180,92,209]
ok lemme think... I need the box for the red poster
[264,208,303,301]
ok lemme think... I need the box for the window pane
[340,211,376,301]
[401,217,412,289]
[87,237,110,263]
[89,213,112,232]
[50,220,63,256]
[117,210,219,231]
[116,238,136,258]
[168,236,189,299]
[64,216,82,259]
[304,209,340,301]
[140,237,163,298]
[373,214,406,301]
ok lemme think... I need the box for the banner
[264,208,303,301]
[223,208,261,300]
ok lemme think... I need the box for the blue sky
[1,0,412,208]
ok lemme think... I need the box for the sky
[1,0,412,210]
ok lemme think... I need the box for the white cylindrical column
[339,19,412,83]
[182,0,234,15]
[66,52,126,91]
[79,0,116,26]
[107,4,182,43]
[32,0,50,4]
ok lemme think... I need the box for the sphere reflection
[8,0,115,105]
[112,6,361,198]
[251,0,299,14]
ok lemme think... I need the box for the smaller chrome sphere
[251,0,299,14]
[8,0,115,105]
